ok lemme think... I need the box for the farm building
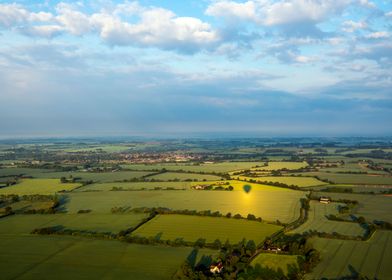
[319,197,331,204]
[210,262,223,274]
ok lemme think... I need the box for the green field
[0,179,80,195]
[289,201,365,237]
[296,172,392,185]
[77,181,192,192]
[0,235,194,280]
[252,161,308,171]
[251,253,299,275]
[306,231,392,279]
[314,192,392,223]
[0,213,148,234]
[122,161,262,173]
[147,172,222,181]
[236,176,326,188]
[133,214,282,244]
[65,187,306,223]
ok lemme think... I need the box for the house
[193,185,205,190]
[319,197,331,204]
[209,262,223,274]
[267,246,282,253]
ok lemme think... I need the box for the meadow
[65,188,305,223]
[296,172,392,185]
[289,201,365,237]
[306,231,392,279]
[0,179,80,195]
[147,172,222,181]
[0,213,148,234]
[77,181,192,191]
[0,235,194,280]
[251,254,299,275]
[251,161,308,171]
[132,214,283,244]
[235,176,326,188]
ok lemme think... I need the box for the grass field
[289,201,365,237]
[121,162,262,173]
[306,230,392,279]
[0,235,194,280]
[147,172,222,181]
[132,214,282,244]
[296,172,392,185]
[0,213,148,234]
[65,187,306,223]
[311,184,392,193]
[0,179,80,195]
[252,162,308,171]
[77,181,192,191]
[235,176,326,188]
[314,192,392,223]
[251,253,299,275]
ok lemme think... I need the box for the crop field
[252,162,308,171]
[289,201,365,237]
[147,172,222,181]
[306,231,392,279]
[0,213,148,234]
[314,192,392,223]
[251,254,299,275]
[3,200,54,212]
[311,184,392,193]
[132,214,282,244]
[0,179,80,195]
[295,172,392,185]
[77,181,192,192]
[0,235,193,280]
[121,162,262,173]
[65,187,306,223]
[235,176,326,188]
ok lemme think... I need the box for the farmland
[77,181,192,192]
[295,172,392,185]
[0,179,80,195]
[251,161,308,171]
[132,214,283,244]
[251,254,299,275]
[289,201,365,237]
[306,231,392,279]
[235,176,326,188]
[65,188,305,223]
[147,172,223,181]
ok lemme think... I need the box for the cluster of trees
[111,186,184,192]
[0,194,60,214]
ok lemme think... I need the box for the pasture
[147,172,222,181]
[236,176,326,188]
[0,213,148,234]
[289,201,365,237]
[251,254,299,275]
[252,162,308,171]
[306,231,392,279]
[65,187,306,223]
[0,179,80,195]
[77,181,192,192]
[0,235,193,280]
[296,172,392,185]
[132,214,283,244]
[314,192,392,223]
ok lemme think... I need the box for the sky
[0,0,391,138]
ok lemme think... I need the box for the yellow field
[0,179,80,195]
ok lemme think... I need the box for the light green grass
[133,214,282,243]
[0,235,193,280]
[306,231,392,279]
[251,254,299,275]
[77,181,192,191]
[0,213,148,234]
[0,179,80,195]
[235,176,326,188]
[147,172,222,181]
[295,172,392,185]
[252,162,308,171]
[289,201,365,236]
[65,186,306,223]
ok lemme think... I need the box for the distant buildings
[319,197,331,204]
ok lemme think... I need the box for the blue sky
[0,0,391,137]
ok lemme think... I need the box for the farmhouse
[192,185,207,190]
[209,262,223,274]
[319,197,331,204]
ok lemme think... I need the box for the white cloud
[365,31,390,39]
[207,0,353,26]
[342,20,368,32]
